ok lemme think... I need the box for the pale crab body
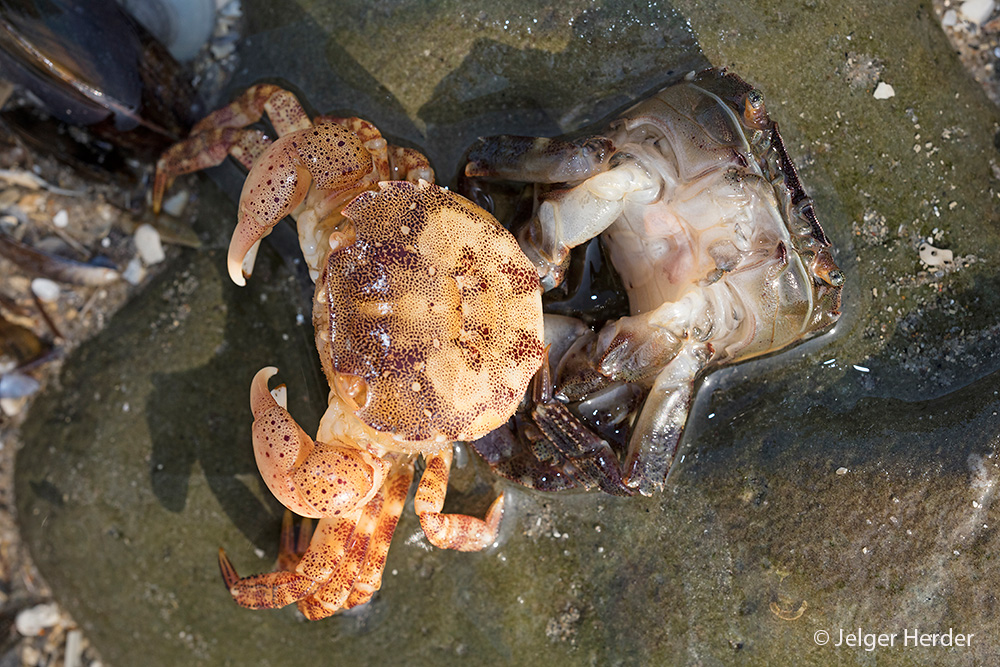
[154,86,544,619]
[466,69,844,496]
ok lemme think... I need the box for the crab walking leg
[220,502,370,611]
[471,138,659,289]
[528,360,633,496]
[469,419,582,493]
[343,456,416,609]
[294,490,385,619]
[465,135,614,183]
[622,343,710,496]
[250,367,389,518]
[155,83,312,212]
[192,83,314,135]
[152,128,271,213]
[414,447,504,552]
[218,548,321,610]
[276,510,312,574]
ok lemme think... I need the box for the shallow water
[15,0,1000,664]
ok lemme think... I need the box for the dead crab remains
[154,85,544,619]
[465,69,844,496]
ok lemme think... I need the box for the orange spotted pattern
[315,181,545,446]
[248,368,387,520]
[414,447,504,552]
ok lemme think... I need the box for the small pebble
[160,190,189,217]
[134,224,166,265]
[210,42,236,59]
[873,82,895,99]
[0,372,40,399]
[960,0,995,25]
[0,396,26,417]
[30,277,60,302]
[52,209,69,228]
[0,188,19,207]
[942,8,959,26]
[218,0,241,16]
[122,257,146,285]
[15,602,62,636]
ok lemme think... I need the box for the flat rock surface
[15,0,1000,664]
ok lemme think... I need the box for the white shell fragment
[919,242,954,266]
[159,189,190,217]
[873,82,895,99]
[65,629,84,667]
[30,277,60,302]
[959,0,995,26]
[122,256,146,285]
[14,602,62,637]
[52,209,69,228]
[134,223,166,265]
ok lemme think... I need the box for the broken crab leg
[250,367,389,518]
[414,447,504,552]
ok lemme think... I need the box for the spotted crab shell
[314,180,545,449]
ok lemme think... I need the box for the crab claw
[227,126,374,285]
[249,367,389,518]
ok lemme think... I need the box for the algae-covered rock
[15,0,1000,664]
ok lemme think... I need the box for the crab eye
[809,248,845,288]
[814,265,846,287]
[743,89,768,129]
[824,269,846,287]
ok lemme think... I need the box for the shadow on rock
[144,225,326,551]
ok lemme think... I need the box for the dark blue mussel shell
[0,0,202,160]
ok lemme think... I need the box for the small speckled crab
[465,70,844,496]
[154,85,544,619]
